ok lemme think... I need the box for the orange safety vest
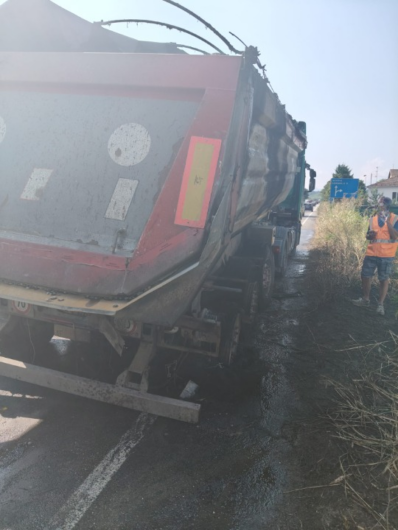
[366,213,398,258]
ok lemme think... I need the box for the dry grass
[309,201,398,527]
[325,333,398,529]
[310,200,368,300]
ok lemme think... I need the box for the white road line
[302,207,317,227]
[45,413,155,530]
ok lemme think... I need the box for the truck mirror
[309,169,316,192]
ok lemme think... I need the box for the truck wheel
[243,280,259,324]
[276,244,288,278]
[259,247,275,309]
[220,313,241,366]
[291,226,301,257]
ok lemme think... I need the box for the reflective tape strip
[105,179,138,221]
[175,136,222,228]
[21,168,53,200]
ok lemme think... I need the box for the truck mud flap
[0,356,200,424]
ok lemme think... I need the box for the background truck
[0,0,315,422]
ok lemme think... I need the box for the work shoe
[376,304,385,316]
[352,297,370,307]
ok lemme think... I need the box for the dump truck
[0,0,315,423]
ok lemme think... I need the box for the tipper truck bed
[0,2,316,422]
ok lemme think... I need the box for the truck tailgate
[0,52,241,296]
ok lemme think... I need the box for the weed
[325,334,398,529]
[309,200,368,300]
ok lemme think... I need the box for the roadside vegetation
[309,199,368,300]
[308,199,398,529]
[326,337,398,530]
[321,164,367,202]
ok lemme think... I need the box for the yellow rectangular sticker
[175,137,222,228]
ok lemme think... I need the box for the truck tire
[220,313,241,366]
[276,243,288,278]
[243,280,259,325]
[291,225,301,256]
[259,246,275,309]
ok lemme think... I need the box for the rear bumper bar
[0,355,200,423]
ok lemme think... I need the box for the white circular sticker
[107,123,151,167]
[11,300,31,314]
[0,116,6,144]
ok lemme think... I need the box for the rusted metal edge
[0,263,199,316]
[0,356,201,423]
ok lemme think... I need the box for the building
[367,170,398,200]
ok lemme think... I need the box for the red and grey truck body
[0,0,315,422]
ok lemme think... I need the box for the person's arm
[386,219,398,240]
[366,216,377,240]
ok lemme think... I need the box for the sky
[1,0,397,189]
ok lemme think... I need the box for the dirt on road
[266,252,398,530]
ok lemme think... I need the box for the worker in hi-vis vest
[352,196,398,315]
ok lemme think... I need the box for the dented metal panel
[0,52,242,299]
[0,91,198,255]
[0,50,307,326]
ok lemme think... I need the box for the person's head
[378,196,392,212]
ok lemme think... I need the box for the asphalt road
[298,207,317,251]
[0,209,318,530]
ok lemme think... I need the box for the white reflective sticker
[105,179,138,221]
[20,168,53,201]
[0,116,6,144]
[107,123,151,167]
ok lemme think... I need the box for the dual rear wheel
[220,246,275,365]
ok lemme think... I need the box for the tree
[321,164,366,201]
[357,179,367,201]
[321,180,331,201]
[333,164,353,179]
[367,188,382,207]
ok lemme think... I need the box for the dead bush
[310,200,368,300]
[326,333,398,529]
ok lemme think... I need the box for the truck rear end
[0,49,310,421]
